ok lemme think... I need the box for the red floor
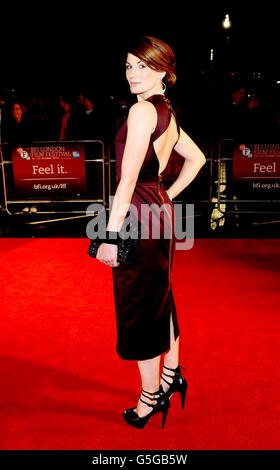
[0,238,279,450]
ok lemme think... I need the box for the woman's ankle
[163,360,179,370]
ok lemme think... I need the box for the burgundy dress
[112,94,180,360]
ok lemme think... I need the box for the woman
[96,36,206,429]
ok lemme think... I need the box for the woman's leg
[135,354,161,417]
[135,313,179,416]
[160,311,179,392]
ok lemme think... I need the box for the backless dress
[112,94,180,360]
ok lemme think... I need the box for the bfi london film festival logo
[239,144,252,158]
[86,196,194,251]
[17,147,31,160]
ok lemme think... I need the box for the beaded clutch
[88,215,142,266]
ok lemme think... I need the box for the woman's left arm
[106,100,157,232]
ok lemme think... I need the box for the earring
[161,82,167,93]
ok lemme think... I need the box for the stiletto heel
[122,384,170,429]
[161,401,170,429]
[179,380,187,409]
[161,364,187,409]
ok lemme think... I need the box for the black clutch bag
[88,214,142,266]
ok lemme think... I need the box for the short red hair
[128,36,177,87]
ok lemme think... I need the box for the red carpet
[0,238,279,450]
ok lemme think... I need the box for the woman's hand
[96,243,120,267]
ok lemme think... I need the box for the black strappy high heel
[161,364,187,409]
[122,384,170,429]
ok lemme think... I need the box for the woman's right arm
[166,127,206,201]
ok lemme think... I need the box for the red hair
[128,36,177,87]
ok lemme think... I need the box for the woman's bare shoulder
[127,100,157,128]
[128,100,157,121]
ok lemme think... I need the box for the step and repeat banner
[233,144,280,190]
[11,143,86,195]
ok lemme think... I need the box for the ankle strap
[140,388,162,407]
[161,374,173,385]
[139,396,157,407]
[163,364,185,371]
[142,388,161,395]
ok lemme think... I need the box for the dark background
[1,3,278,97]
[0,2,279,237]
